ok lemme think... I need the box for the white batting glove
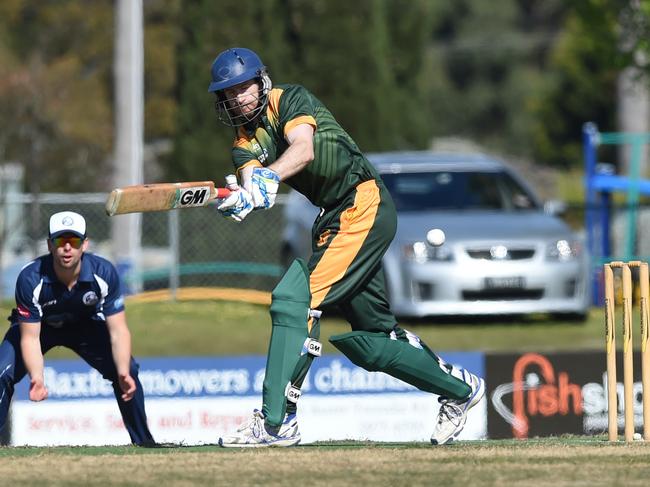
[217,187,254,222]
[225,174,240,191]
[250,167,280,209]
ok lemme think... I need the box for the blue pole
[600,190,611,257]
[582,122,600,304]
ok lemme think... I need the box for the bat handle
[215,187,232,198]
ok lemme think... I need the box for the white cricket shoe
[431,369,485,445]
[218,410,301,448]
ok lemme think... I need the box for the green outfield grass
[0,299,645,486]
[0,299,617,358]
[0,437,649,486]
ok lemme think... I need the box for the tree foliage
[423,0,568,157]
[530,0,642,168]
[0,0,184,191]
[0,0,114,192]
[143,0,183,140]
[168,0,293,181]
[171,0,435,180]
[2,0,650,192]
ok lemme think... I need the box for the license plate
[484,276,525,289]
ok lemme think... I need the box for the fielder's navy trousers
[0,322,154,445]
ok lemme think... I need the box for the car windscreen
[380,170,539,212]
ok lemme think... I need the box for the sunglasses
[50,236,84,249]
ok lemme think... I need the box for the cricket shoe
[218,409,301,448]
[431,369,485,445]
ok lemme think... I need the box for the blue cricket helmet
[208,48,273,127]
[208,48,265,92]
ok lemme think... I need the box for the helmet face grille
[213,73,272,127]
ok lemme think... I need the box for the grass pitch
[1,438,649,486]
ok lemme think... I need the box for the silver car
[281,151,590,320]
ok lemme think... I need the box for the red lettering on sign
[200,411,246,430]
[158,411,192,429]
[28,415,94,432]
[512,353,583,439]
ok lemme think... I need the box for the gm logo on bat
[177,187,211,208]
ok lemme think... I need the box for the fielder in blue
[0,211,154,445]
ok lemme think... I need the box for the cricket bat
[105,181,232,216]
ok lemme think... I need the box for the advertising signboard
[487,351,641,439]
[11,352,486,445]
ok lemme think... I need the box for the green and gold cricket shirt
[231,84,380,208]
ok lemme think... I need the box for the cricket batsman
[210,47,485,447]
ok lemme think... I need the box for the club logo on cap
[62,216,74,226]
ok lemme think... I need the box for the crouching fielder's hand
[251,167,280,209]
[29,378,48,402]
[118,373,136,402]
[217,187,254,222]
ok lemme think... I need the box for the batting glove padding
[217,187,254,222]
[251,167,280,209]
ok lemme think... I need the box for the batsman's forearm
[268,138,314,180]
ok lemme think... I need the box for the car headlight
[402,242,453,262]
[546,239,583,261]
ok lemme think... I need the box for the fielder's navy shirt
[11,253,125,327]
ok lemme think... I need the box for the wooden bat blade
[105,181,231,216]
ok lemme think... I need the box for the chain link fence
[0,191,602,303]
[0,193,295,300]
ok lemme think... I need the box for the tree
[530,1,630,168]
[425,0,568,158]
[143,0,183,140]
[170,0,294,182]
[0,0,189,190]
[171,0,439,181]
[384,0,436,149]
[283,0,399,151]
[0,0,114,191]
